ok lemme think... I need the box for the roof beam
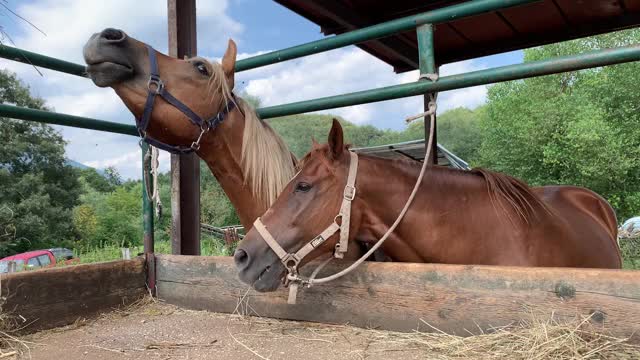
[303,0,419,70]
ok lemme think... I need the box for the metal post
[417,24,438,165]
[141,142,156,294]
[168,0,201,255]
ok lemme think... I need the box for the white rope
[143,146,163,218]
[150,146,162,218]
[306,99,437,285]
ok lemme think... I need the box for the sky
[0,0,524,179]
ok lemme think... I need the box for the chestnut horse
[235,119,621,292]
[83,29,379,260]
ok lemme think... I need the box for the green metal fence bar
[0,45,87,77]
[235,0,538,72]
[256,44,640,119]
[417,24,436,76]
[0,104,138,136]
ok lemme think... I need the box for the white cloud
[240,46,489,126]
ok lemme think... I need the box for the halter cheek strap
[253,151,358,304]
[137,44,236,154]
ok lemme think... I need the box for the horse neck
[197,109,268,230]
[353,155,493,262]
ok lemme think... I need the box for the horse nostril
[234,249,250,269]
[100,28,126,43]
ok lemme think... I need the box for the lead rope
[143,145,163,219]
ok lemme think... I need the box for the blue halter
[137,45,236,154]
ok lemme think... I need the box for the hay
[0,276,34,359]
[361,315,640,359]
[225,286,639,359]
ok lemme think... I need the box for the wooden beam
[2,259,146,333]
[304,0,419,69]
[168,0,201,255]
[156,255,640,342]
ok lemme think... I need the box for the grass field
[72,234,233,264]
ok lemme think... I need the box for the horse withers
[234,119,621,292]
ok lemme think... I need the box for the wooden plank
[156,255,640,341]
[1,259,146,333]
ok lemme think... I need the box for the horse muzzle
[83,28,135,87]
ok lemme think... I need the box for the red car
[0,248,79,273]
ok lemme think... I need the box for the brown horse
[83,28,294,229]
[82,28,375,260]
[235,119,622,292]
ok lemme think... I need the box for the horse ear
[328,118,344,158]
[221,39,237,89]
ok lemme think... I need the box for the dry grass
[0,277,36,359]
[362,316,640,359]
[227,288,640,360]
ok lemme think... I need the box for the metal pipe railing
[0,104,138,136]
[0,45,87,77]
[2,44,638,133]
[255,44,640,119]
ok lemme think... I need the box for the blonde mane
[207,60,297,209]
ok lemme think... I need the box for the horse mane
[469,167,551,225]
[207,60,297,209]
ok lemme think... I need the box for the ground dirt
[21,301,433,360]
[13,300,640,360]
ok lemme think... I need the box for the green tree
[73,204,98,242]
[478,29,640,219]
[78,166,121,193]
[0,70,81,256]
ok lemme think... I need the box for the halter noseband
[137,45,237,154]
[253,151,359,303]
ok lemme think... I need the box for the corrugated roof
[275,0,640,73]
[352,140,470,170]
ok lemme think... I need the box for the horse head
[83,28,237,153]
[235,119,355,292]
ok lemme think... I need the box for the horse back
[532,185,621,268]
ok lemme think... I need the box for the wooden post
[168,0,201,255]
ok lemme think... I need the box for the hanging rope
[143,145,163,219]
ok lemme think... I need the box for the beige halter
[253,151,358,303]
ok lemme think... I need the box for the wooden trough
[3,255,639,343]
[155,255,640,341]
[1,259,146,332]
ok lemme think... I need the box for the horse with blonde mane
[235,119,621,292]
[82,28,374,259]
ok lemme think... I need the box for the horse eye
[194,62,209,76]
[295,182,312,193]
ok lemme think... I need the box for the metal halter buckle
[190,126,208,151]
[281,253,300,272]
[147,75,164,94]
[343,185,356,201]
